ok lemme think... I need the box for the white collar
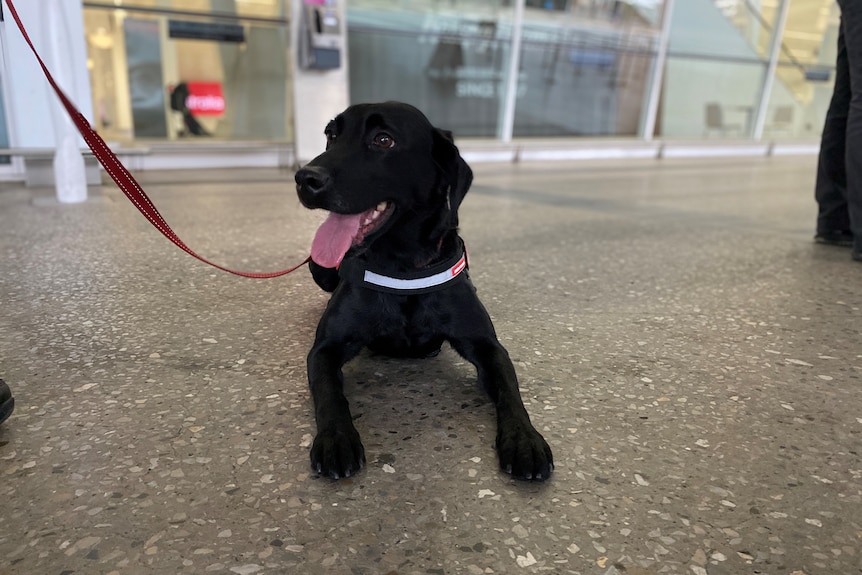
[362,252,467,293]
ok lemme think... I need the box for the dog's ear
[432,128,473,230]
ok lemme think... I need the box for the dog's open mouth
[311,201,394,268]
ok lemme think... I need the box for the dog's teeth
[363,210,382,226]
[376,202,387,212]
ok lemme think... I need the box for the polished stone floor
[1,156,861,575]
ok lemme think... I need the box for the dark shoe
[815,230,854,247]
[0,379,13,425]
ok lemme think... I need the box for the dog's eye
[325,132,337,147]
[372,133,395,149]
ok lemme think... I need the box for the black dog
[295,102,552,481]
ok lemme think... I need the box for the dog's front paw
[496,422,554,481]
[310,424,366,479]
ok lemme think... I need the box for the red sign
[185,82,225,116]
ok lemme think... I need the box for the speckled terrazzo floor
[1,156,861,575]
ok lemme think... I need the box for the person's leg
[838,2,862,258]
[815,17,852,243]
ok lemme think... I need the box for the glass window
[83,1,291,143]
[764,0,839,139]
[510,1,665,138]
[347,1,515,138]
[661,0,771,139]
[348,0,667,139]
[512,20,659,137]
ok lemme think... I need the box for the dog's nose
[295,166,331,196]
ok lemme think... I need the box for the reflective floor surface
[1,156,861,575]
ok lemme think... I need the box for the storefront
[81,0,292,143]
[0,0,843,171]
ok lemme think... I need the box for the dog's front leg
[447,296,553,480]
[460,339,553,481]
[307,342,366,479]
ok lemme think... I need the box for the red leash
[3,0,310,279]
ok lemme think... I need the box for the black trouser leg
[839,2,862,251]
[815,17,851,235]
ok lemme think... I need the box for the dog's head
[295,102,472,268]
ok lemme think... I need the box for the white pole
[46,0,87,203]
[753,0,791,140]
[498,0,525,143]
[641,0,675,141]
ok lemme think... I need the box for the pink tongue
[311,212,362,268]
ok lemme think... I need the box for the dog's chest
[367,295,448,358]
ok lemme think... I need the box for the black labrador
[294,102,553,481]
